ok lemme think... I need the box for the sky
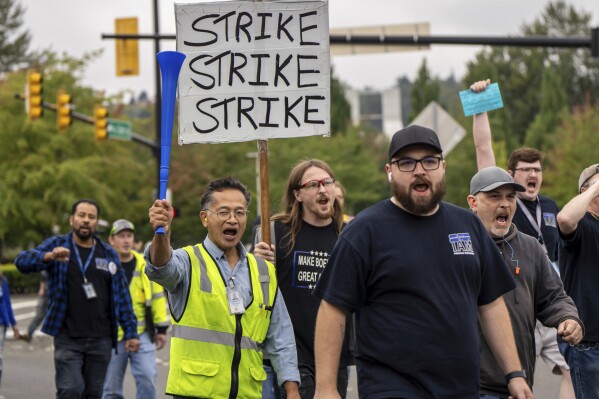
[19,0,599,98]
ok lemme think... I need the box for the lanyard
[516,197,548,254]
[72,238,96,283]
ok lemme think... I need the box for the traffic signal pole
[14,93,158,150]
[102,29,599,56]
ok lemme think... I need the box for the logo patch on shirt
[448,233,474,255]
[95,258,110,272]
[543,212,557,228]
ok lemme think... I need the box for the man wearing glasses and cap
[556,163,599,399]
[103,219,169,399]
[313,125,533,399]
[467,167,582,399]
[145,177,300,399]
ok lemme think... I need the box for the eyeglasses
[514,167,543,174]
[299,177,336,191]
[204,209,249,221]
[392,156,442,172]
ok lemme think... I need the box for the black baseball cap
[388,125,443,160]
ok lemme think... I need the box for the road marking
[12,300,38,310]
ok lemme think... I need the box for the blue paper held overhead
[459,83,504,116]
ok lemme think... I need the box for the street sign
[411,101,466,156]
[107,119,132,141]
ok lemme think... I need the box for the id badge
[226,285,245,315]
[82,282,97,300]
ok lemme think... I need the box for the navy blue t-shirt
[313,200,516,399]
[559,213,599,341]
[513,195,559,262]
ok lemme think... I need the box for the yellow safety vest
[166,244,277,399]
[117,250,169,341]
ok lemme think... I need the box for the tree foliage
[462,0,599,154]
[0,52,153,257]
[408,59,440,122]
[0,0,30,73]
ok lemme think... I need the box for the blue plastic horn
[156,51,186,235]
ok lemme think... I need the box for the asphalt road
[2,295,560,398]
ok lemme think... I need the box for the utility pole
[153,0,162,187]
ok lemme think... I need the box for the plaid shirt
[14,232,138,346]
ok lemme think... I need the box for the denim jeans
[262,364,281,399]
[559,341,599,399]
[480,395,504,399]
[102,332,157,399]
[54,332,112,399]
[0,325,6,386]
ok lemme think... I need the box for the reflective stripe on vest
[172,324,260,352]
[193,245,213,293]
[254,257,270,306]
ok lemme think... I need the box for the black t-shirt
[122,257,136,285]
[273,220,349,368]
[513,195,559,262]
[559,213,599,341]
[63,243,112,338]
[313,200,516,399]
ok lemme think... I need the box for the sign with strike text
[175,0,330,144]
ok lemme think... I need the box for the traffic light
[94,106,109,140]
[56,90,72,131]
[26,70,43,120]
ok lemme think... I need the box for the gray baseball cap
[110,219,135,236]
[578,163,599,192]
[470,166,526,195]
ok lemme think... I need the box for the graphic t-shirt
[273,220,350,368]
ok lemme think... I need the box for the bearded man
[312,126,535,399]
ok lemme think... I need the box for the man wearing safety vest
[145,177,301,398]
[103,219,170,399]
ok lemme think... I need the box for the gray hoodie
[479,224,582,397]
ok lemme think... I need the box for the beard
[73,225,94,241]
[314,198,335,220]
[393,177,446,215]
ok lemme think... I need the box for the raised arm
[557,178,599,235]
[471,79,497,170]
[148,199,174,267]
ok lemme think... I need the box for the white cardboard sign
[175,0,330,144]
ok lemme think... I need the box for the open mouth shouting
[411,178,432,197]
[222,226,239,243]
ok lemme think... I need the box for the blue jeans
[103,332,157,399]
[262,364,281,399]
[559,341,599,399]
[480,395,503,399]
[54,332,113,399]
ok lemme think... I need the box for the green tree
[0,52,154,259]
[462,1,599,153]
[409,59,440,122]
[0,0,30,72]
[524,67,568,150]
[543,103,599,207]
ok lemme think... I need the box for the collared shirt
[144,236,300,386]
[14,232,138,344]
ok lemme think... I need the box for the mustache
[410,177,432,188]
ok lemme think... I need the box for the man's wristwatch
[505,370,527,384]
